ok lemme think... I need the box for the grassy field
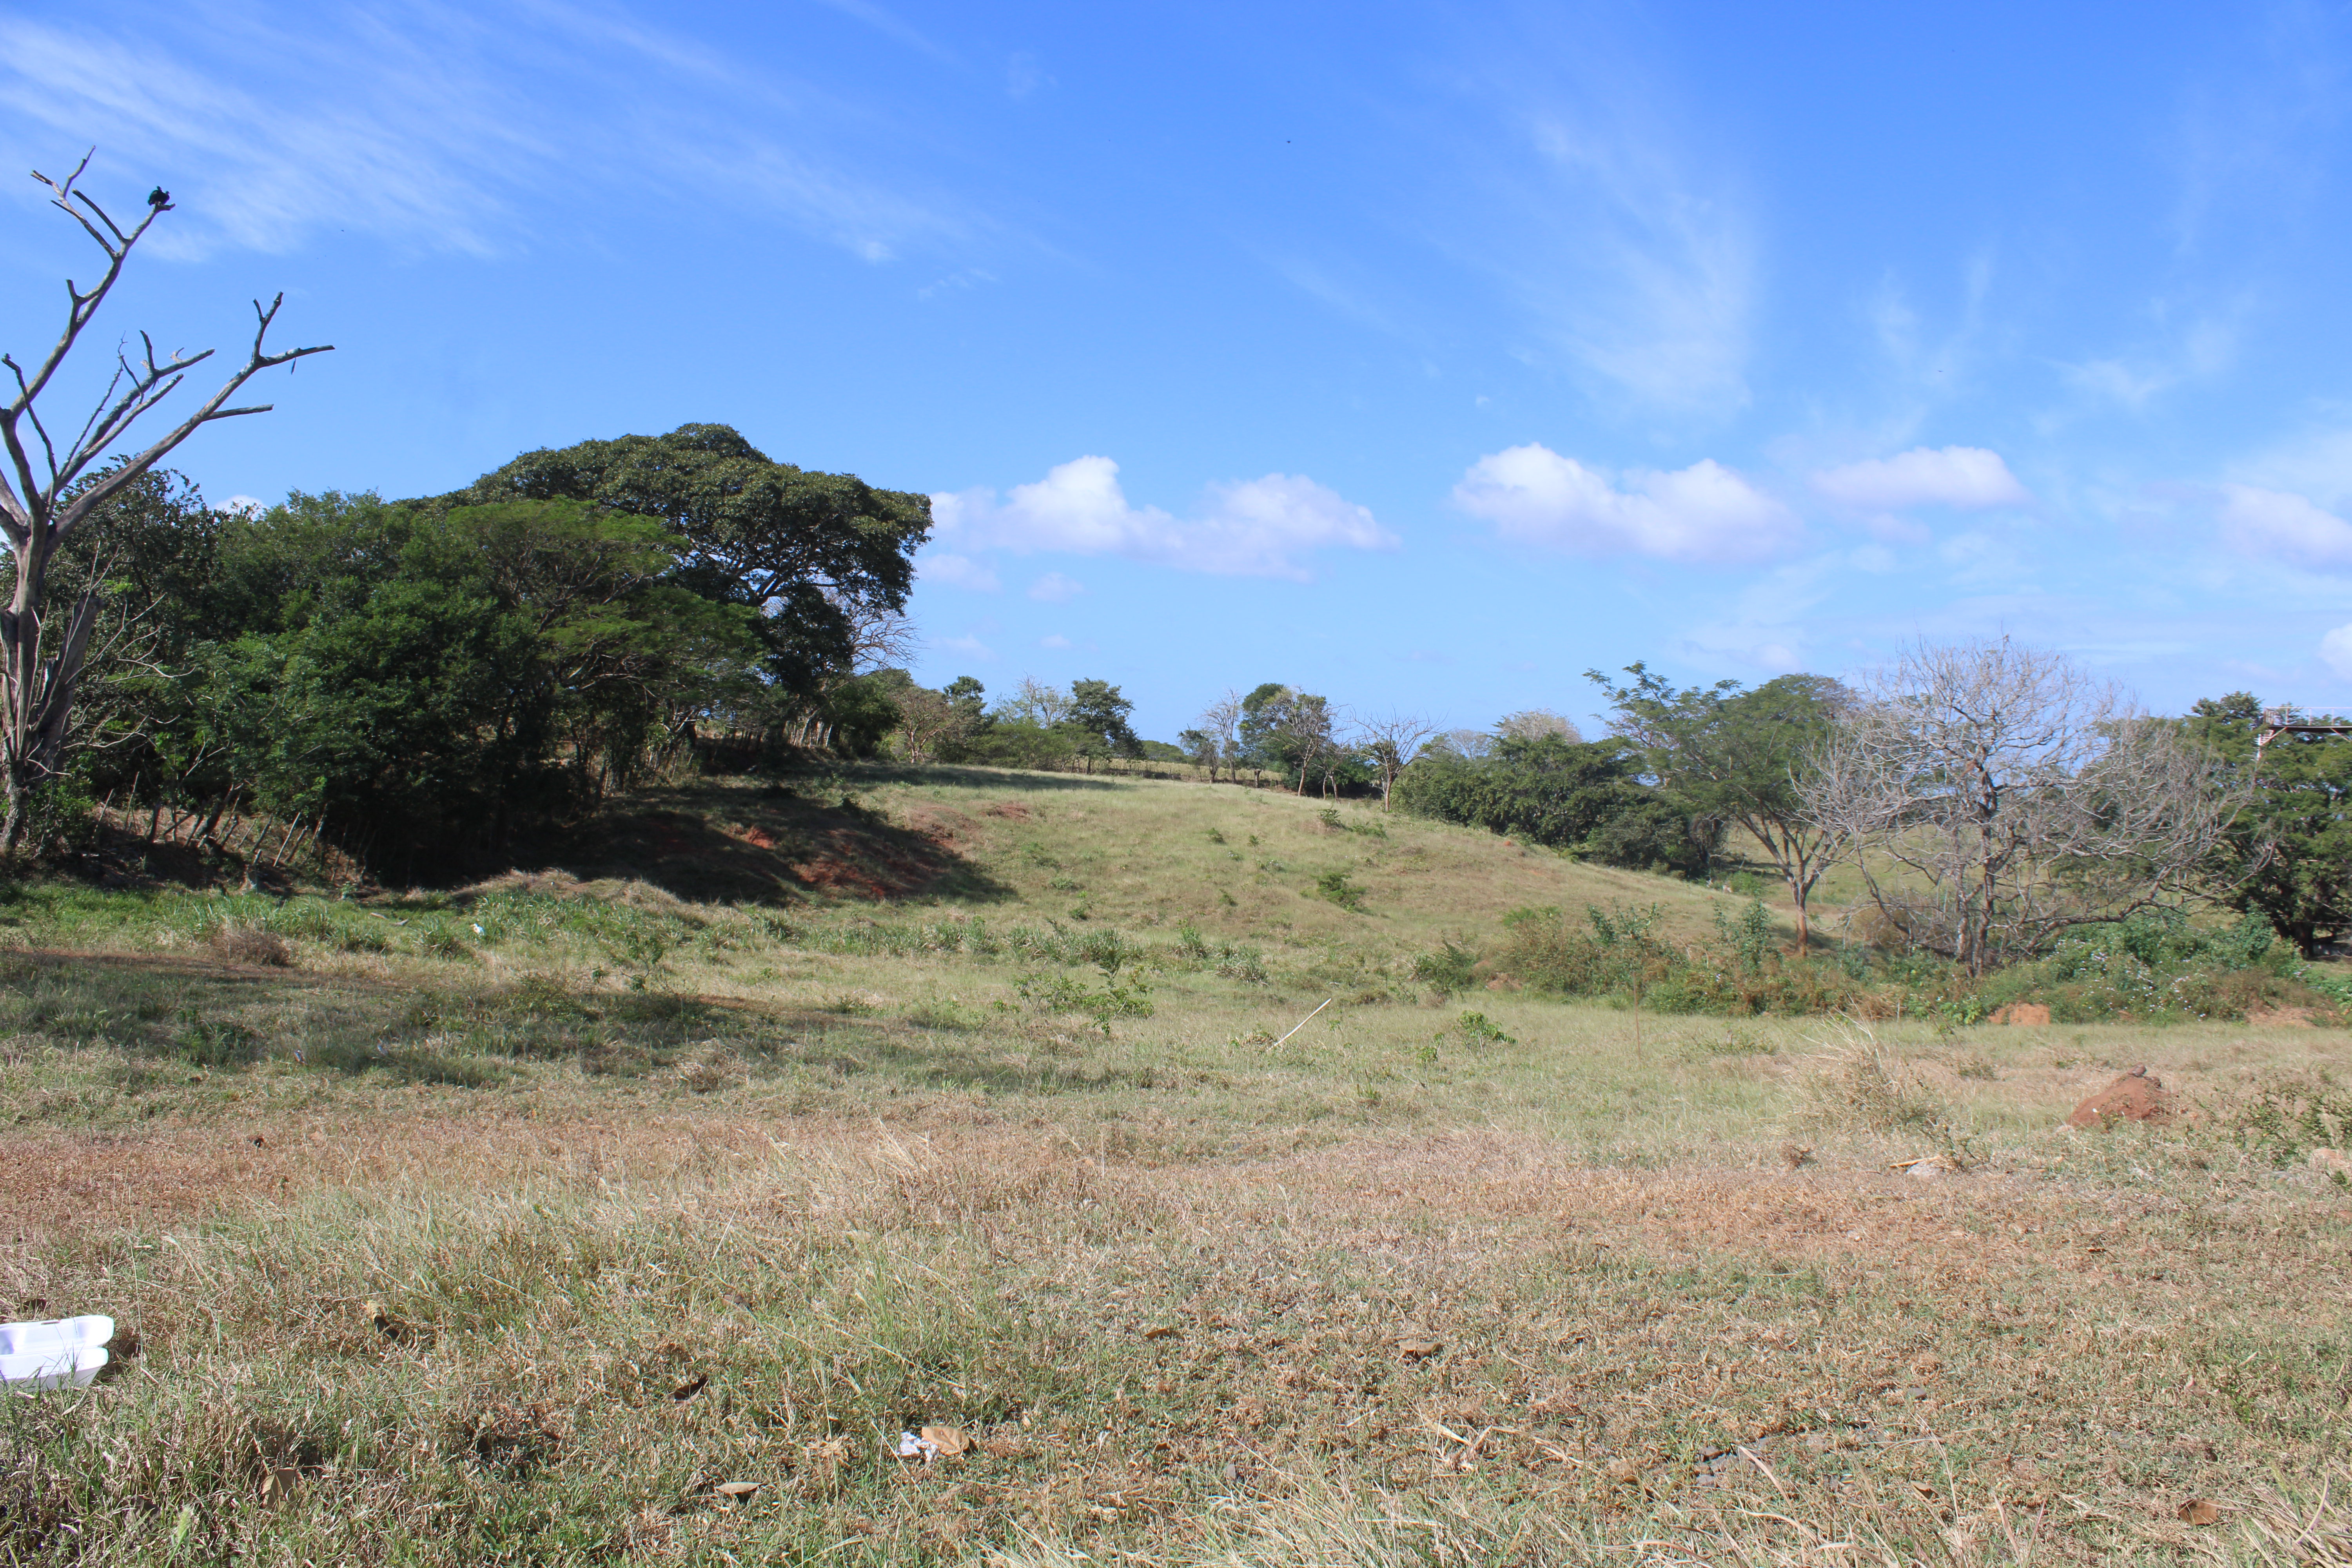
[3,766,2349,1566]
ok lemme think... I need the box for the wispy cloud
[1453,443,1800,564]
[1027,571,1084,603]
[807,0,956,65]
[1425,31,1754,413]
[933,457,1396,580]
[0,0,980,261]
[2055,311,2239,410]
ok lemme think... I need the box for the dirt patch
[0,1109,821,1238]
[2066,1067,2178,1128]
[982,800,1032,820]
[2246,1005,2317,1028]
[1994,1002,2051,1026]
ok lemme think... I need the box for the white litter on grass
[889,1430,939,1462]
[0,1316,113,1390]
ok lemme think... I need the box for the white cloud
[919,552,1000,592]
[1451,443,1800,564]
[1809,446,2031,511]
[931,456,1395,579]
[1038,633,1072,649]
[933,633,996,661]
[2323,624,2352,680]
[1027,571,1084,603]
[2220,485,2352,567]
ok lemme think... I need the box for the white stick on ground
[1273,997,1332,1047]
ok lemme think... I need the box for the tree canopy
[2189,692,2352,957]
[445,424,930,703]
[1588,663,1850,949]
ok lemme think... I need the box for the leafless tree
[1353,710,1440,808]
[1802,638,2238,975]
[1002,675,1073,729]
[0,154,330,848]
[1494,707,1583,743]
[1440,727,1495,760]
[1185,690,1243,781]
[834,591,916,672]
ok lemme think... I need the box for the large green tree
[445,424,930,716]
[1588,663,1851,951]
[1064,678,1142,768]
[1238,682,1336,793]
[2189,692,2352,957]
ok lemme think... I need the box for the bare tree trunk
[0,156,329,851]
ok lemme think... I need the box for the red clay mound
[1993,1002,2051,1026]
[2066,1066,2176,1129]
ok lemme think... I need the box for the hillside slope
[552,764,1775,964]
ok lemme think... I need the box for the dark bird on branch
[146,186,172,210]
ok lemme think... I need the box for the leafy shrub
[2234,1071,2352,1166]
[1412,941,1479,998]
[1492,903,1671,999]
[1981,909,2327,1023]
[1315,869,1367,911]
[1714,898,1775,973]
[1453,1010,1514,1044]
[1495,901,1866,1016]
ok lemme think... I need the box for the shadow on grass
[539,781,1018,907]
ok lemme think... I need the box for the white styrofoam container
[0,1315,113,1390]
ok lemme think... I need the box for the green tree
[1588,663,1851,951]
[2189,693,2352,957]
[1238,683,1336,793]
[1065,677,1142,767]
[445,424,929,725]
[1393,730,1718,875]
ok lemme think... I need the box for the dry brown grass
[1,768,2348,1563]
[206,922,292,967]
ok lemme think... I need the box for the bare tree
[1440,727,1495,760]
[835,591,916,671]
[1354,710,1440,808]
[1803,638,2237,975]
[1001,675,1073,729]
[1186,690,1243,782]
[1494,708,1582,744]
[0,154,331,848]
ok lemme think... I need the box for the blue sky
[7,1,2352,740]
